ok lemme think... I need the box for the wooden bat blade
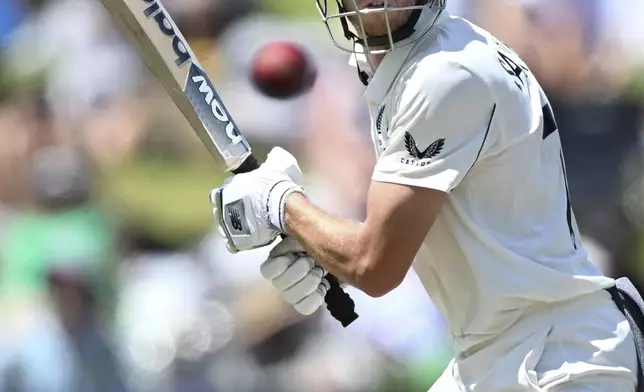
[100,0,252,172]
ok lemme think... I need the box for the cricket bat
[99,0,358,326]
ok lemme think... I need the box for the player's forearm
[284,193,393,297]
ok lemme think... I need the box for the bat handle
[232,154,359,327]
[323,273,359,327]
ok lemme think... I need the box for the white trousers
[429,290,638,392]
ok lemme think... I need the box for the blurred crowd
[0,0,642,391]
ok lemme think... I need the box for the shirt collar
[349,8,449,104]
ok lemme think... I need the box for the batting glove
[261,237,329,315]
[210,147,305,253]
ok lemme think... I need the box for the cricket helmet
[315,0,446,55]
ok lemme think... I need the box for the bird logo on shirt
[404,132,445,161]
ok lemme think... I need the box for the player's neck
[367,53,386,71]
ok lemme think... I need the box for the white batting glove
[260,237,330,315]
[210,147,305,253]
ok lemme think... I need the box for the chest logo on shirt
[376,105,386,133]
[403,132,445,166]
[373,104,387,152]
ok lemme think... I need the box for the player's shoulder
[404,14,510,89]
[393,19,497,110]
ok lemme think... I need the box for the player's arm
[284,182,442,297]
[283,59,496,297]
[213,58,495,309]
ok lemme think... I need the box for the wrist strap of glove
[267,180,304,233]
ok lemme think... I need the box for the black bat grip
[232,154,358,327]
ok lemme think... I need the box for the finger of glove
[281,268,325,304]
[225,241,237,254]
[210,178,236,206]
[269,236,304,258]
[209,189,219,206]
[271,256,315,291]
[293,288,325,316]
[210,173,254,208]
[217,226,227,240]
[260,254,295,280]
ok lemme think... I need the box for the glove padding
[260,237,329,316]
[210,147,304,253]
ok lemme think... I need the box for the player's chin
[359,13,412,37]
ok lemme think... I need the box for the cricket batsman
[210,1,644,391]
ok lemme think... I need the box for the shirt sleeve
[372,58,496,193]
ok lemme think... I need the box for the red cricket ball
[250,41,317,100]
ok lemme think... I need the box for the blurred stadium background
[0,0,643,391]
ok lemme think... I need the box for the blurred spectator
[3,0,142,125]
[0,0,24,48]
[114,241,229,392]
[0,141,126,392]
[0,97,45,210]
[165,0,260,40]
[602,0,644,64]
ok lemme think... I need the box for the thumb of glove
[263,147,303,184]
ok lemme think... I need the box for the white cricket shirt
[357,10,615,354]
